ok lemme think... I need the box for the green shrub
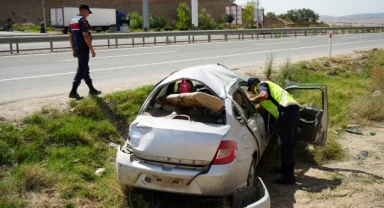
[163,25,174,31]
[129,12,143,29]
[198,8,216,30]
[150,14,167,29]
[176,3,191,30]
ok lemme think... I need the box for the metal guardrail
[1,26,383,54]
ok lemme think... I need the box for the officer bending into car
[247,77,300,185]
[68,4,101,100]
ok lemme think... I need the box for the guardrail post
[208,35,211,42]
[305,31,307,36]
[154,37,156,45]
[10,43,13,54]
[271,33,273,39]
[263,33,265,39]
[142,37,145,46]
[251,33,253,40]
[16,41,19,54]
[50,41,53,52]
[193,35,195,43]
[115,39,118,48]
[257,33,259,39]
[242,34,244,40]
[174,36,176,44]
[108,39,110,48]
[188,35,191,43]
[132,38,135,46]
[238,34,240,40]
[224,34,228,41]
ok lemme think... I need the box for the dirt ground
[1,63,383,208]
[258,124,384,208]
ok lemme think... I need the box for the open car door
[285,84,328,146]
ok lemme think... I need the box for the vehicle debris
[95,168,105,176]
[372,91,382,97]
[354,150,369,161]
[346,124,363,135]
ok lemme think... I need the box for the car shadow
[124,187,230,208]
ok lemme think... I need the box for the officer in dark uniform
[68,4,101,100]
[247,78,300,185]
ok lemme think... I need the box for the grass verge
[1,49,384,206]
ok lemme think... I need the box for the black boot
[275,166,296,185]
[85,80,101,96]
[69,82,83,100]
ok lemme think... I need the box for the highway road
[1,32,384,104]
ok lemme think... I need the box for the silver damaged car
[116,64,328,207]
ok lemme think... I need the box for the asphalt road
[1,33,384,104]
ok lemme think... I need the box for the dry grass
[13,164,55,194]
[349,95,384,124]
[263,53,275,80]
[371,65,384,90]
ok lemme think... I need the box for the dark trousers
[73,46,91,83]
[276,106,300,178]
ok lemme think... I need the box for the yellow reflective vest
[256,81,298,118]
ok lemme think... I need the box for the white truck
[50,7,128,33]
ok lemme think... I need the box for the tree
[226,13,235,24]
[266,12,276,18]
[242,0,256,27]
[176,3,191,30]
[198,8,216,30]
[280,8,319,23]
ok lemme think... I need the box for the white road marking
[55,51,178,62]
[2,39,383,83]
[342,36,369,39]
[254,41,299,46]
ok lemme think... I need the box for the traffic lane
[1,35,383,80]
[2,38,384,104]
[1,32,382,62]
[0,38,318,78]
[1,32,381,52]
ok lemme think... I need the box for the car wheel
[230,157,258,208]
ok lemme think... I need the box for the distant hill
[320,13,384,26]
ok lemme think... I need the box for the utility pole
[191,0,198,30]
[42,0,47,33]
[256,0,259,28]
[142,0,150,32]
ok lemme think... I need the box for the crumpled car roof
[158,64,246,98]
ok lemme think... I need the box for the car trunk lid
[130,116,230,166]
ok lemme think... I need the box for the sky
[235,0,383,16]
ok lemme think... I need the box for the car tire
[247,157,257,187]
[230,157,258,208]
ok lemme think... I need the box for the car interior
[143,79,227,125]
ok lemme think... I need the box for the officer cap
[79,4,92,14]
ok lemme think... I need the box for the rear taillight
[213,140,237,165]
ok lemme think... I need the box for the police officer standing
[68,4,101,100]
[247,78,300,185]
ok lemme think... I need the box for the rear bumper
[116,148,271,208]
[116,147,239,196]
